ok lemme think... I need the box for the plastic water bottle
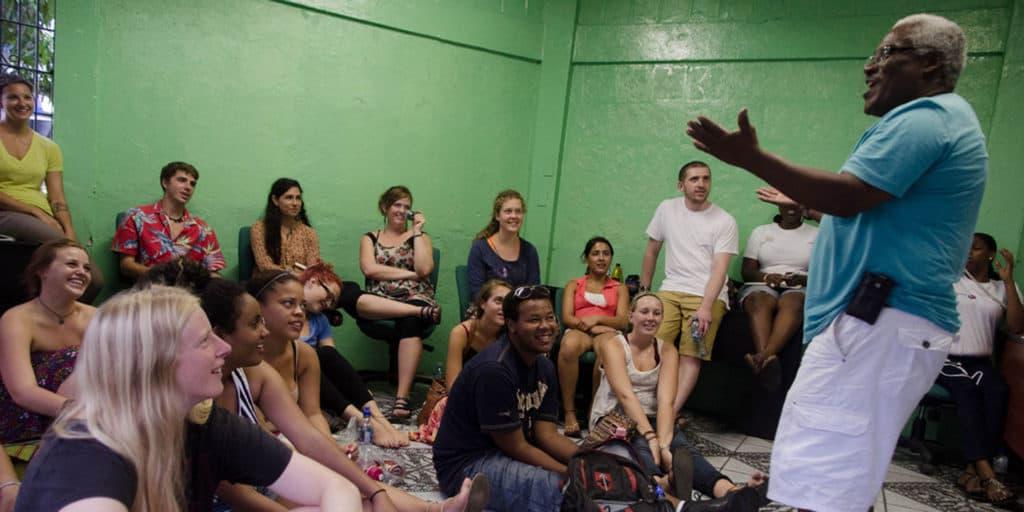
[359,406,373,445]
[993,454,1009,474]
[433,361,444,383]
[611,264,624,282]
[690,319,706,358]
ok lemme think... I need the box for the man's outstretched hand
[686,108,761,169]
[756,186,796,207]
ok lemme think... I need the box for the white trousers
[768,309,953,512]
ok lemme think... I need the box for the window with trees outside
[1,0,54,136]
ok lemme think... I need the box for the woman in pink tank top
[556,236,629,437]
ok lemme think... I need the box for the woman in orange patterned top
[250,178,321,273]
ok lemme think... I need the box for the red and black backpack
[561,444,675,512]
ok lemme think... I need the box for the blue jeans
[628,425,726,497]
[460,451,564,511]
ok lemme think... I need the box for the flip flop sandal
[420,305,442,325]
[981,478,1016,505]
[390,397,412,421]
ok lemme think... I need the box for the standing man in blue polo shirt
[686,14,986,512]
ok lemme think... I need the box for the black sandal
[420,305,441,325]
[390,397,412,421]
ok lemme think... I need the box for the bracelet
[0,480,19,491]
[368,488,387,501]
[641,430,656,440]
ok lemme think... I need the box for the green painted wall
[548,0,1024,287]
[54,0,544,370]
[52,0,1024,372]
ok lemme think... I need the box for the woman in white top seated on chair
[940,233,1022,505]
[739,204,817,390]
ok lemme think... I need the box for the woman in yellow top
[0,75,101,300]
[0,75,75,242]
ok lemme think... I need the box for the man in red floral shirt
[112,161,225,280]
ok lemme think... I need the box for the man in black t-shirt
[433,285,579,511]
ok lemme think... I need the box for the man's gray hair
[893,14,967,89]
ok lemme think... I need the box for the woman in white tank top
[592,293,766,506]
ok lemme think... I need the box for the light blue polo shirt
[803,93,988,341]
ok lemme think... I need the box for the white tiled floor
[369,387,1016,511]
[684,422,1012,511]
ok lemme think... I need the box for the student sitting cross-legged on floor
[433,285,579,511]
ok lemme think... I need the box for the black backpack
[561,444,675,512]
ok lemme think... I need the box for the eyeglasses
[317,281,336,310]
[866,45,928,66]
[512,285,551,300]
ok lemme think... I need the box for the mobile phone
[844,272,895,324]
[406,210,419,221]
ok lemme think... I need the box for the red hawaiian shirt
[112,202,226,272]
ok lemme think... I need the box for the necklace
[37,297,75,325]
[166,213,185,223]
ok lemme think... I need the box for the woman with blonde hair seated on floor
[14,285,364,511]
[0,239,95,444]
[557,236,628,438]
[592,293,766,509]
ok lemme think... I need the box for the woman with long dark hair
[250,178,320,272]
[556,236,628,437]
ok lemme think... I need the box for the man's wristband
[368,488,386,501]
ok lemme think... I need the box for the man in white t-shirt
[641,161,738,415]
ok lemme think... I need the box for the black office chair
[356,247,441,386]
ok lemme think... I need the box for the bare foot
[747,470,766,488]
[442,474,489,512]
[371,416,409,448]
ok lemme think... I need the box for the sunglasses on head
[512,285,550,300]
